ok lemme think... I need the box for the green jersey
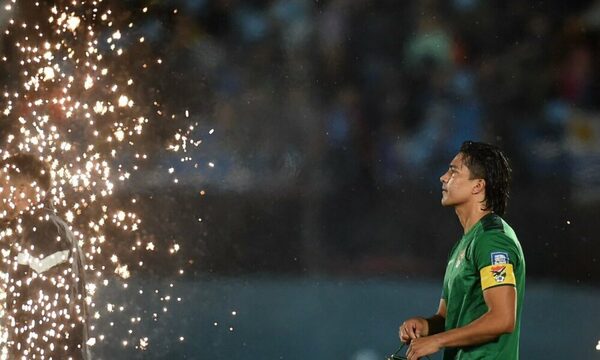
[441,213,525,360]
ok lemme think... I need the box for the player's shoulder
[475,214,523,254]
[479,213,519,240]
[480,213,505,233]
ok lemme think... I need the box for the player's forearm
[433,310,514,348]
[425,314,445,336]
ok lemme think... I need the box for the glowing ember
[115,264,130,279]
[0,0,208,356]
[139,337,149,350]
[66,16,81,31]
[84,75,94,90]
[114,129,125,142]
[118,95,130,107]
[42,66,55,81]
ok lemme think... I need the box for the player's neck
[455,204,491,234]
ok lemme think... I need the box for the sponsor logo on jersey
[491,265,507,283]
[491,252,509,265]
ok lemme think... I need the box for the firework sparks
[0,0,203,357]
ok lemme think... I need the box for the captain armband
[480,263,516,290]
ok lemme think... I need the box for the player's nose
[440,173,447,183]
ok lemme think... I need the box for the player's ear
[472,179,485,195]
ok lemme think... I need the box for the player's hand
[406,335,442,360]
[399,317,429,343]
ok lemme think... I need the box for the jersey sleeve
[473,233,519,291]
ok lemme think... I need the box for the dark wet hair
[459,141,512,216]
[0,153,51,192]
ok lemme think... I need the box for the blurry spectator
[404,14,452,71]
[559,45,593,105]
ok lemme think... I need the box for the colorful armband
[480,264,516,290]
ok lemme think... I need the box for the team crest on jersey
[491,265,507,283]
[491,252,509,265]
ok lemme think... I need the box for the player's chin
[440,196,453,207]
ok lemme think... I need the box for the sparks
[0,0,194,357]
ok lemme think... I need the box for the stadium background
[2,0,600,358]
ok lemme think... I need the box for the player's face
[439,153,480,208]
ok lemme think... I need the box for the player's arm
[426,298,446,335]
[433,235,519,346]
[434,285,515,346]
[399,298,447,342]
[405,286,516,359]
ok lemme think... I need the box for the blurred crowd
[130,0,600,197]
[4,0,600,196]
[117,0,600,282]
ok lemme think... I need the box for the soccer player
[398,141,525,359]
[0,154,91,359]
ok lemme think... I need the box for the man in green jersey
[398,141,525,359]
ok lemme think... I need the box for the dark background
[115,0,600,284]
[2,0,600,358]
